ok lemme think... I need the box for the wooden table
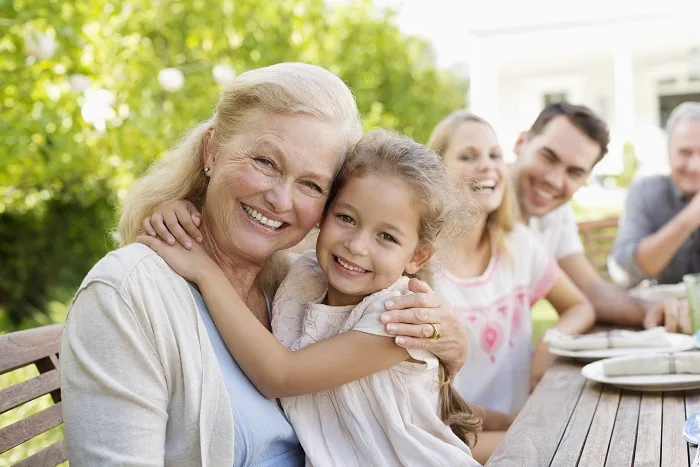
[486,359,700,466]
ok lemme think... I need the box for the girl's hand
[380,278,468,378]
[143,200,203,249]
[137,234,218,284]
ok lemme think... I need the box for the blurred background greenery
[0,0,469,332]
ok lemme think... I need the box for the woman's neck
[459,215,489,256]
[200,222,267,322]
[450,215,492,278]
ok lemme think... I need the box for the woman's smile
[241,202,288,231]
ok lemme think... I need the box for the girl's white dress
[271,251,479,467]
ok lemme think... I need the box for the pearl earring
[204,166,211,174]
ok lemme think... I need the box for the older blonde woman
[60,63,469,466]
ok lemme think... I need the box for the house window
[659,92,700,128]
[542,92,568,107]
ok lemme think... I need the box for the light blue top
[189,284,305,467]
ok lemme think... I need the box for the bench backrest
[578,216,620,281]
[0,324,66,465]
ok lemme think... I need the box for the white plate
[549,332,696,362]
[629,283,687,305]
[581,357,700,391]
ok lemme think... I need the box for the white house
[464,1,700,177]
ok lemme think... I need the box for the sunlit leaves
[0,0,466,326]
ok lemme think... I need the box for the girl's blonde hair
[118,62,362,245]
[324,129,483,446]
[427,110,518,256]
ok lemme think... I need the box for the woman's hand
[137,234,218,284]
[380,278,468,378]
[529,340,554,393]
[143,200,203,249]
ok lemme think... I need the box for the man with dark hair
[512,102,690,333]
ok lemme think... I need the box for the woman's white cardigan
[60,243,234,466]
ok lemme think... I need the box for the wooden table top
[486,359,700,467]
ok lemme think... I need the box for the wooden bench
[0,324,66,466]
[578,216,619,281]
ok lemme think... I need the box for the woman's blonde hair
[118,62,362,245]
[323,129,483,445]
[427,110,518,257]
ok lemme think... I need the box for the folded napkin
[603,352,700,376]
[544,327,671,351]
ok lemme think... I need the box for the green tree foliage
[0,0,467,328]
[615,142,639,189]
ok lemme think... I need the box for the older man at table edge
[511,102,691,334]
[608,102,700,289]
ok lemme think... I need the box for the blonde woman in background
[60,63,469,466]
[427,111,596,463]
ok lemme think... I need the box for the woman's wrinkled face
[203,110,347,265]
[441,121,506,215]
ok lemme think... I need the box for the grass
[532,300,559,346]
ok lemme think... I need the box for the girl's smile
[332,254,371,275]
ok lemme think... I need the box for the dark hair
[528,102,610,164]
[324,129,483,445]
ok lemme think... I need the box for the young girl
[425,111,596,463]
[138,129,483,466]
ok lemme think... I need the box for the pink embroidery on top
[497,305,508,318]
[481,320,503,363]
[509,293,527,347]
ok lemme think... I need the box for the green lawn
[532,300,559,346]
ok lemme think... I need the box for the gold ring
[429,323,441,341]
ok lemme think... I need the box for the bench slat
[13,439,68,467]
[0,369,60,415]
[35,356,62,404]
[0,325,63,375]
[0,402,63,453]
[579,217,619,231]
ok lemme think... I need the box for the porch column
[613,48,635,141]
[467,37,499,123]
